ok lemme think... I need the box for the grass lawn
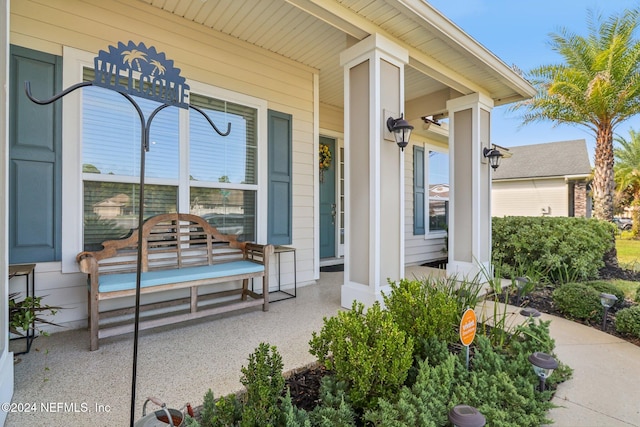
[615,235,640,299]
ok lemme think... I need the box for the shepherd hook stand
[25,80,231,427]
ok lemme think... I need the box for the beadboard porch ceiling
[138,0,535,116]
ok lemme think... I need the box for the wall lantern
[483,147,503,170]
[599,292,617,331]
[448,405,486,427]
[386,114,414,151]
[528,351,558,391]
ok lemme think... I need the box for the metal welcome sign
[93,41,190,109]
[25,41,230,427]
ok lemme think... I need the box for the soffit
[138,0,533,111]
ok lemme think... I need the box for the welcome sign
[92,41,190,109]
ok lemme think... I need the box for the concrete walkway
[5,270,640,426]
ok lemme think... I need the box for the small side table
[272,245,297,301]
[9,263,36,355]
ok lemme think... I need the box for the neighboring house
[492,140,592,218]
[0,0,535,412]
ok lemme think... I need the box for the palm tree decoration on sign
[122,48,148,71]
[149,59,166,77]
[614,129,640,238]
[511,9,640,221]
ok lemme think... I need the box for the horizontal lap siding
[492,178,568,217]
[404,140,448,265]
[10,0,317,329]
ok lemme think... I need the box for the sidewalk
[5,271,640,426]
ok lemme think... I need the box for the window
[428,151,449,233]
[81,69,259,250]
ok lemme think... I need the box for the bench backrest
[86,213,248,276]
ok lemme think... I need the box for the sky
[426,0,640,164]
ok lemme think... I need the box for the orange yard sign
[459,308,477,346]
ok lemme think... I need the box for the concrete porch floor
[6,267,640,426]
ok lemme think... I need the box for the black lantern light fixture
[483,147,503,170]
[528,351,558,391]
[599,292,618,331]
[386,114,414,151]
[448,405,486,427]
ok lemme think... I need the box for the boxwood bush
[552,282,602,321]
[585,281,626,308]
[492,216,615,283]
[615,306,640,338]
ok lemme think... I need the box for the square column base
[341,281,393,309]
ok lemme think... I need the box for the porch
[7,267,439,426]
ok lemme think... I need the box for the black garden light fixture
[386,113,414,151]
[528,351,558,391]
[483,147,503,170]
[599,292,618,331]
[448,405,486,427]
[520,307,541,320]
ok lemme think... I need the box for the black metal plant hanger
[25,80,231,427]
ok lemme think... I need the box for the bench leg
[89,292,100,351]
[262,276,269,312]
[190,286,198,313]
[241,279,249,301]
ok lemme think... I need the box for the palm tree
[511,9,640,221]
[121,49,147,71]
[614,129,640,238]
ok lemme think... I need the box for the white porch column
[339,34,408,308]
[446,93,494,280]
[1,0,14,423]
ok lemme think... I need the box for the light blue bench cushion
[98,261,264,293]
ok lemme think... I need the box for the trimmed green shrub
[308,301,414,409]
[492,216,615,283]
[240,343,285,427]
[552,283,602,321]
[615,306,640,338]
[200,389,242,427]
[585,281,626,308]
[383,278,460,345]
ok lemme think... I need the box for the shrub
[615,306,640,338]
[635,286,640,304]
[200,389,242,427]
[308,301,413,409]
[240,343,285,427]
[492,217,615,283]
[585,281,626,308]
[383,278,460,345]
[552,283,602,321]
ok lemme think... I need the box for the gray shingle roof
[492,139,591,180]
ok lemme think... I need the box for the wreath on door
[319,143,332,182]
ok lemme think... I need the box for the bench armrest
[76,251,99,275]
[244,243,274,265]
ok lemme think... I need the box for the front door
[319,137,336,258]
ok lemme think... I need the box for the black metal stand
[8,264,36,355]
[25,80,230,427]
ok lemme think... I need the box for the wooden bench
[76,213,273,351]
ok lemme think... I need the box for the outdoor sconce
[386,114,414,151]
[599,292,618,331]
[483,147,503,170]
[528,351,558,391]
[448,405,486,427]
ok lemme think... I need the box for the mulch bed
[498,265,640,347]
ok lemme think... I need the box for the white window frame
[61,47,268,272]
[424,144,449,240]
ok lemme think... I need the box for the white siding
[492,178,569,217]
[10,0,317,330]
[404,137,448,266]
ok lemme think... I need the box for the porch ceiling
[138,0,534,115]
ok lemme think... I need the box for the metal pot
[135,397,184,427]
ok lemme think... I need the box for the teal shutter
[267,110,292,245]
[414,146,425,235]
[9,46,62,263]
